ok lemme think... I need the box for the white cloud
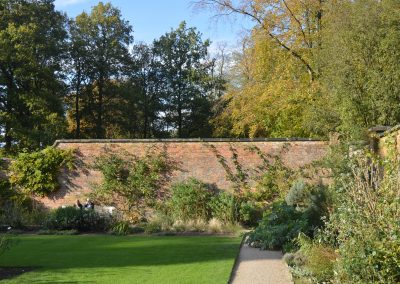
[54,0,86,7]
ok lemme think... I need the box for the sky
[54,0,254,49]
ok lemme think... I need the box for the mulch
[0,267,35,280]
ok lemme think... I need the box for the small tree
[91,148,171,222]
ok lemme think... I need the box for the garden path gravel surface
[230,244,293,284]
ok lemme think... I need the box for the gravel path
[230,244,293,284]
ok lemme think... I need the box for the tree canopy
[0,0,399,152]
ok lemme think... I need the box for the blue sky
[54,0,253,48]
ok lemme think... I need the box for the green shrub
[209,191,238,224]
[130,226,145,234]
[110,220,131,236]
[292,234,337,283]
[44,207,108,232]
[247,180,329,251]
[144,222,162,234]
[322,148,400,283]
[238,200,262,226]
[166,178,213,222]
[246,201,309,251]
[10,147,74,196]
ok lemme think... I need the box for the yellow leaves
[212,31,319,138]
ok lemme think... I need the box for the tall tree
[0,0,68,151]
[68,2,133,138]
[152,21,215,138]
[130,43,164,138]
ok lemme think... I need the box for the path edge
[227,235,246,284]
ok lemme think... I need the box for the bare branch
[194,0,316,81]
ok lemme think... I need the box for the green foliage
[166,178,213,222]
[321,0,400,139]
[246,201,308,251]
[238,201,261,226]
[0,0,68,151]
[322,149,400,283]
[9,147,74,196]
[91,148,170,222]
[152,21,216,138]
[287,234,337,283]
[144,222,162,234]
[110,220,132,236]
[247,181,329,251]
[209,191,238,224]
[68,2,133,139]
[44,207,108,232]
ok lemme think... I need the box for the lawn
[0,235,241,284]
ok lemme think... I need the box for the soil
[0,267,35,280]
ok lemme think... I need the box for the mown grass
[0,235,241,283]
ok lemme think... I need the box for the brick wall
[37,139,329,208]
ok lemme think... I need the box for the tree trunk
[75,67,82,139]
[4,69,14,152]
[96,77,105,138]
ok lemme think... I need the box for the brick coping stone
[54,138,325,146]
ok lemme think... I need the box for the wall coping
[53,138,327,147]
[377,125,400,138]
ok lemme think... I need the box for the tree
[152,21,216,138]
[129,43,165,138]
[212,30,319,138]
[320,0,400,139]
[68,2,133,138]
[0,0,68,152]
[67,17,91,138]
[195,0,324,82]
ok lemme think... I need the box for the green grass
[0,235,241,284]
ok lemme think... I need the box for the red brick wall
[37,139,329,208]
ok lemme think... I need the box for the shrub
[166,178,213,222]
[144,222,162,234]
[209,191,238,224]
[110,220,131,236]
[322,148,400,283]
[288,234,337,283]
[44,207,108,232]
[247,180,329,251]
[10,147,74,196]
[238,200,262,226]
[246,201,309,251]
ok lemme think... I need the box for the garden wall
[38,138,329,208]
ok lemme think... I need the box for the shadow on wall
[46,149,90,202]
